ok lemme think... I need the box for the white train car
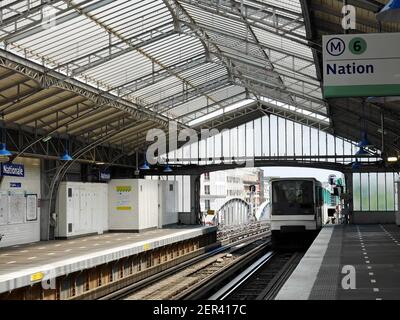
[270,177,324,246]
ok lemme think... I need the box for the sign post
[323,33,400,98]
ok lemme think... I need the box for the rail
[209,251,303,300]
[99,226,270,300]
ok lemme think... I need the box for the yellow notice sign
[30,272,44,282]
[116,206,132,211]
[116,186,131,192]
[143,243,151,251]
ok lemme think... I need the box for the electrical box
[108,179,159,231]
[56,182,108,238]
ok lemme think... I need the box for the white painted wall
[0,157,41,248]
[56,182,108,238]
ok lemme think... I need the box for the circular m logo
[326,38,346,56]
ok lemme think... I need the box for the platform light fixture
[376,0,400,22]
[0,143,12,160]
[140,160,150,170]
[59,151,73,161]
[351,159,361,170]
[357,131,372,148]
[42,135,52,142]
[163,164,173,173]
[387,156,398,162]
[59,128,73,161]
[0,113,11,161]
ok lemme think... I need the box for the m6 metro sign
[322,33,400,98]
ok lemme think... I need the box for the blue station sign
[1,163,25,177]
[10,182,22,188]
[99,171,111,181]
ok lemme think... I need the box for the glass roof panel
[0,0,327,129]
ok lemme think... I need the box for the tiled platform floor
[276,224,400,300]
[0,225,216,294]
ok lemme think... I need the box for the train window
[272,180,314,215]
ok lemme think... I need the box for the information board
[322,33,400,98]
[8,193,26,224]
[0,192,8,225]
[26,194,37,221]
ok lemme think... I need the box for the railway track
[99,228,270,300]
[122,239,269,300]
[209,251,303,300]
[98,223,305,301]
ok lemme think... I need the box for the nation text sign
[323,33,400,98]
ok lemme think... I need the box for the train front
[270,178,322,247]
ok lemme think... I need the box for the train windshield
[272,180,314,215]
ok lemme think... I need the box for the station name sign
[322,33,400,98]
[99,171,110,181]
[1,163,25,177]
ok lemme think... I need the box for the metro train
[270,177,333,247]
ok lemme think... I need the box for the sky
[261,167,343,183]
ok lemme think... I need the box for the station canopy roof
[0,0,398,157]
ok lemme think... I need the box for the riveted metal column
[190,174,201,224]
[344,172,354,224]
[40,158,57,241]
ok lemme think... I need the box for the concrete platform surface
[0,225,216,294]
[276,224,400,300]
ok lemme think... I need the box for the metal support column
[40,158,56,241]
[190,174,201,225]
[344,172,354,224]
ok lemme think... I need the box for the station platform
[276,224,400,300]
[0,225,217,295]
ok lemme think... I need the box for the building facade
[200,168,265,214]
